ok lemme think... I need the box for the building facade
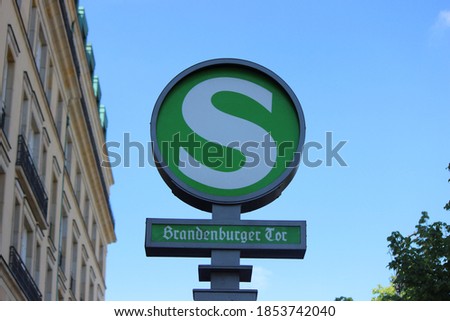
[0,0,116,300]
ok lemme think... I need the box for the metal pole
[193,204,257,301]
[210,204,240,291]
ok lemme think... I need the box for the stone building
[0,0,116,300]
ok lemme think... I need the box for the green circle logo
[151,59,305,212]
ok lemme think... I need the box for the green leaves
[386,212,450,300]
[374,164,450,300]
[334,296,353,301]
[371,281,401,301]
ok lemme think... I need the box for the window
[83,194,90,226]
[34,241,41,286]
[19,89,30,136]
[40,144,47,183]
[1,48,16,135]
[77,7,88,45]
[91,219,97,251]
[0,171,5,246]
[27,115,41,167]
[11,198,21,249]
[20,216,34,271]
[85,44,95,77]
[98,242,105,276]
[70,229,79,295]
[88,268,95,301]
[27,1,38,47]
[10,164,45,298]
[80,258,86,301]
[35,27,48,83]
[65,133,73,172]
[55,94,64,137]
[44,262,53,300]
[48,174,58,241]
[74,164,81,201]
[11,195,39,279]
[1,25,20,135]
[59,207,68,273]
[93,76,101,106]
[21,74,48,180]
[44,60,53,103]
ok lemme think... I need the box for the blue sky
[81,1,450,300]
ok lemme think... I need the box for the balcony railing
[16,135,48,218]
[9,246,42,301]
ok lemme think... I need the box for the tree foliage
[373,165,450,300]
[334,296,353,301]
[385,211,450,300]
[371,280,401,301]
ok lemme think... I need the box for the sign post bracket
[193,204,258,301]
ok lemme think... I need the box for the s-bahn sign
[150,59,306,212]
[148,59,307,300]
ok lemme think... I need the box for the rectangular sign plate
[145,218,306,259]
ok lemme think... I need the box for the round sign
[151,59,306,213]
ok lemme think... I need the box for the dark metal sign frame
[150,58,306,213]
